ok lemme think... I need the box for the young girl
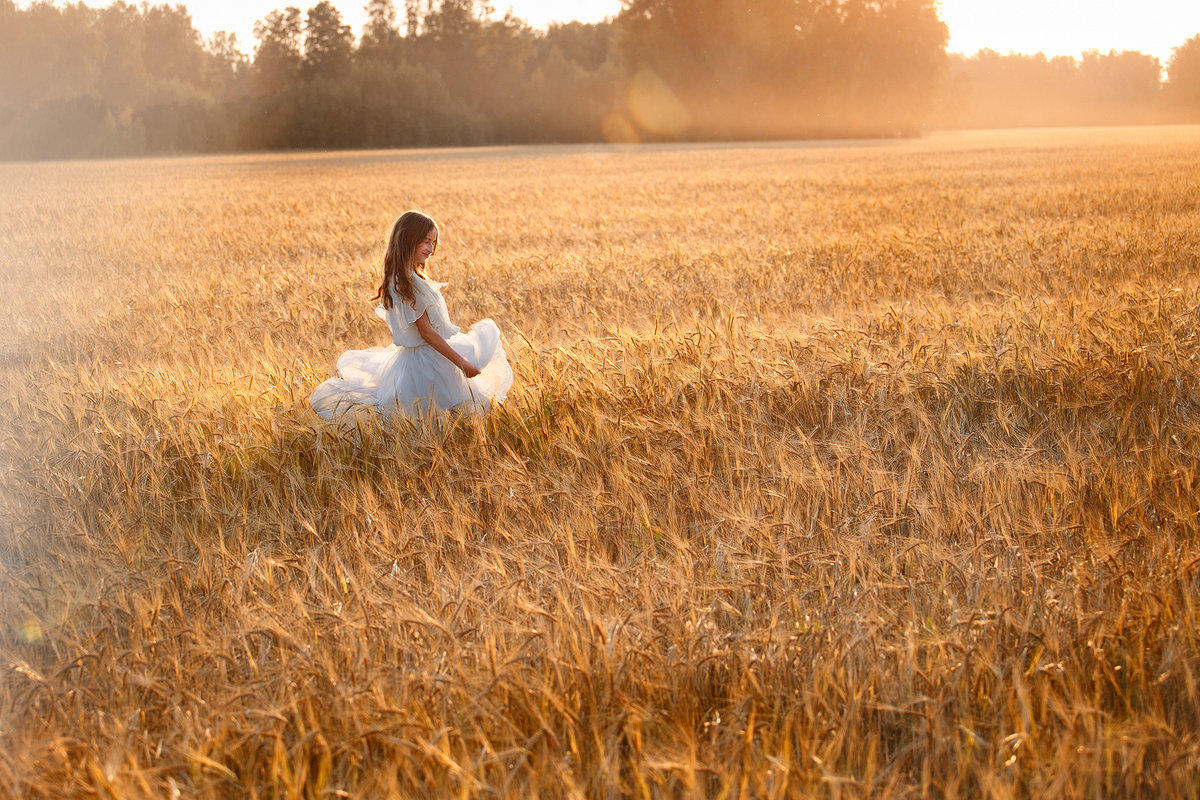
[309,211,512,422]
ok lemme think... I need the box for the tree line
[2,0,1199,160]
[940,45,1200,128]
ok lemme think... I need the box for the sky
[185,0,617,50]
[55,0,1200,67]
[939,0,1200,66]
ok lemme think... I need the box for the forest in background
[2,0,1200,160]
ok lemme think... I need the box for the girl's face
[414,227,438,267]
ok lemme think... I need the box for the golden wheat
[1,127,1199,798]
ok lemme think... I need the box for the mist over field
[4,0,1200,160]
[1,126,1199,797]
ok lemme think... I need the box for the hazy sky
[940,0,1200,65]
[79,0,1200,66]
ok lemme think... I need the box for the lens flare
[624,68,692,137]
[20,618,44,643]
[601,111,639,143]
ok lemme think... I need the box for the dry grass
[1,126,1199,798]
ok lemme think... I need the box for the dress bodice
[375,273,461,347]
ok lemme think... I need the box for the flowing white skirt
[309,318,512,422]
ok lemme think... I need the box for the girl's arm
[415,312,481,378]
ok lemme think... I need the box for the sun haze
[182,0,621,50]
[940,0,1200,64]
[110,0,1200,65]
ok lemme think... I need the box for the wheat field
[1,126,1199,798]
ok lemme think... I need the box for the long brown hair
[374,210,438,310]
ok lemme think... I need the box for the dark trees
[1,0,1196,159]
[303,1,354,80]
[0,2,227,157]
[252,7,304,95]
[1167,35,1200,115]
[360,0,403,58]
[940,48,1167,128]
[612,0,950,138]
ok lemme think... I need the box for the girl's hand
[416,312,482,379]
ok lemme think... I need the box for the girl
[309,211,512,422]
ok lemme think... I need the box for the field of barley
[1,125,1199,798]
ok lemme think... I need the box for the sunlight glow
[940,0,1200,65]
[40,0,1200,66]
[184,0,621,51]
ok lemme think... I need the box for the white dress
[310,274,513,422]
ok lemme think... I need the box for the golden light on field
[2,127,1200,796]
